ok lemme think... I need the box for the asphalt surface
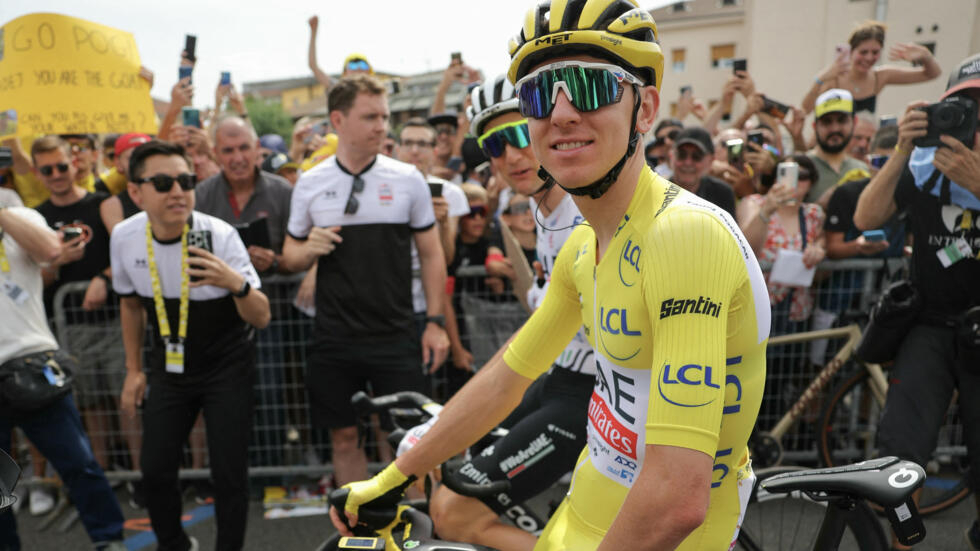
[10,480,978,550]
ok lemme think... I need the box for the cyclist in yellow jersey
[329,1,770,549]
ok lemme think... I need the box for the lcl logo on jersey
[599,307,641,336]
[618,238,641,287]
[657,362,720,408]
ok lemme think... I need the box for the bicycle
[316,390,553,550]
[737,456,927,551]
[750,323,971,515]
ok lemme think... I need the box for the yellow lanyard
[146,221,190,372]
[0,238,8,273]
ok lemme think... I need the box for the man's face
[669,144,711,190]
[526,54,645,190]
[397,126,436,175]
[215,127,260,183]
[814,112,854,154]
[433,123,456,158]
[485,111,542,196]
[333,92,390,157]
[34,148,77,197]
[849,118,875,159]
[132,154,195,228]
[501,196,535,234]
[656,124,682,147]
[65,137,97,176]
[381,136,397,157]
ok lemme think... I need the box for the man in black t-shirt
[668,127,737,219]
[32,135,133,478]
[854,53,980,548]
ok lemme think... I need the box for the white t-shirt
[0,207,59,364]
[526,193,595,375]
[411,177,469,314]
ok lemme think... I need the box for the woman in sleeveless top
[802,21,941,116]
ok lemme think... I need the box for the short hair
[31,135,70,164]
[848,21,886,50]
[102,134,120,152]
[213,115,258,145]
[871,124,899,150]
[399,117,435,141]
[60,133,97,149]
[128,140,193,183]
[328,74,386,115]
[460,182,488,203]
[654,119,684,137]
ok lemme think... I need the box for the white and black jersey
[110,211,261,374]
[529,193,595,376]
[288,155,435,346]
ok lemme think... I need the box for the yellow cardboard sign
[0,13,157,139]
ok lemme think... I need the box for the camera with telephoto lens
[913,95,978,149]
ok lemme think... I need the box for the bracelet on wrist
[894,144,913,156]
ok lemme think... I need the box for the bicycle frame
[755,324,888,466]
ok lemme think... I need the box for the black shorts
[457,368,594,515]
[306,338,424,429]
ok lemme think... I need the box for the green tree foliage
[243,97,294,145]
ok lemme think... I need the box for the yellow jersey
[503,167,770,550]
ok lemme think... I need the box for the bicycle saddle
[761,457,925,507]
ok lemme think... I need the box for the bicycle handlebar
[351,391,435,417]
[440,459,511,499]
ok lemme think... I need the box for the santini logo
[660,296,722,319]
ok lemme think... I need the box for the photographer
[853,52,980,550]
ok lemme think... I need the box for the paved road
[12,482,976,550]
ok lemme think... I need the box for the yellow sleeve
[503,227,586,380]
[100,167,128,195]
[642,209,744,458]
[12,172,48,208]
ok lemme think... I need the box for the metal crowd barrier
[43,257,907,481]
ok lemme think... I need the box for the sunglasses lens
[177,173,197,190]
[478,122,530,158]
[518,66,622,118]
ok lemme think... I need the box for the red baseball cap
[114,133,151,158]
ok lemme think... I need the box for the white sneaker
[29,488,55,516]
[188,536,199,551]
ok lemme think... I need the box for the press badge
[2,280,28,305]
[937,238,972,268]
[165,340,185,374]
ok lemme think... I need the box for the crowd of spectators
[1,10,979,551]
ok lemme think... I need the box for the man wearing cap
[0,193,126,551]
[807,89,868,207]
[669,127,737,218]
[854,52,980,551]
[100,133,152,233]
[261,153,300,186]
[258,134,288,162]
[428,113,463,181]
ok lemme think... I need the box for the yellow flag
[0,13,157,139]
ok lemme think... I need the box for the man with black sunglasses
[668,127,736,218]
[32,135,126,477]
[283,75,449,488]
[111,140,269,551]
[332,1,769,549]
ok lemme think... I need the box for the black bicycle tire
[737,466,888,551]
[816,367,972,516]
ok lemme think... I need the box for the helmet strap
[546,84,642,200]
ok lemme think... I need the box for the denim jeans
[0,394,124,550]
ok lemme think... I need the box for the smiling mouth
[554,141,591,151]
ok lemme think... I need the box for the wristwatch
[425,315,446,328]
[233,279,251,298]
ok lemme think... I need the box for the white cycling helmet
[467,74,519,137]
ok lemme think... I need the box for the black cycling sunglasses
[136,173,197,192]
[38,163,70,176]
[344,175,365,215]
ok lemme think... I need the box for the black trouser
[141,359,255,551]
[878,323,980,490]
